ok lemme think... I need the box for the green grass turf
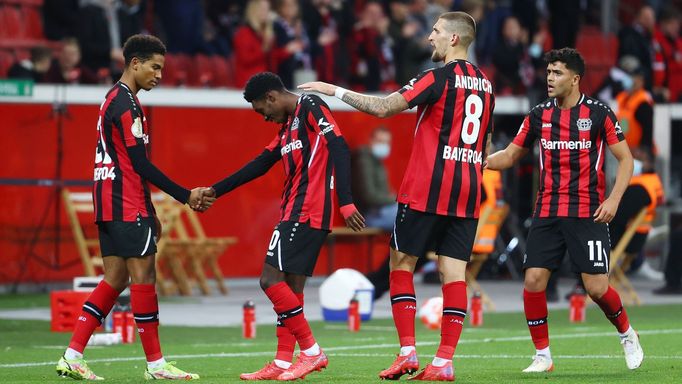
[0,304,680,383]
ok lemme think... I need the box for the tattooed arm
[298,81,409,118]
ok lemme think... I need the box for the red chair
[23,5,43,39]
[0,5,26,39]
[191,54,213,87]
[162,53,191,87]
[0,50,16,77]
[210,55,235,88]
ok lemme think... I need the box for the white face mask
[621,75,634,92]
[633,159,643,176]
[371,143,390,159]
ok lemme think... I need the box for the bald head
[439,11,477,48]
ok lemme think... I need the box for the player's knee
[524,273,547,292]
[585,281,608,299]
[259,276,277,291]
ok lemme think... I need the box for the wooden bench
[62,189,103,277]
[325,227,387,274]
[609,207,648,306]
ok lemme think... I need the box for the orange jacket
[616,89,653,150]
[473,170,504,254]
[629,173,664,234]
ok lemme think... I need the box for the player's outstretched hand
[593,197,618,223]
[340,204,366,232]
[297,81,336,96]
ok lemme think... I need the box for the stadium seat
[23,5,43,39]
[61,189,105,277]
[576,26,618,95]
[153,193,238,295]
[210,55,235,88]
[161,53,191,87]
[0,49,15,77]
[0,5,26,39]
[191,54,214,87]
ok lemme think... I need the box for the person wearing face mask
[615,56,655,154]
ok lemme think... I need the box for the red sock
[130,284,162,362]
[68,280,119,353]
[523,289,549,350]
[436,281,467,359]
[265,282,315,351]
[275,292,304,362]
[389,270,416,347]
[593,286,630,333]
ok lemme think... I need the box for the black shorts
[264,221,329,276]
[524,217,611,274]
[389,203,478,261]
[98,214,158,258]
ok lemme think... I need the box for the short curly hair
[123,34,166,67]
[243,72,285,102]
[544,48,585,77]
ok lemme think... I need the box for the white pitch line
[329,353,682,360]
[3,328,681,368]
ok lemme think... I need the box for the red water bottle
[243,300,256,339]
[569,288,586,323]
[124,311,136,343]
[470,291,483,327]
[348,295,360,332]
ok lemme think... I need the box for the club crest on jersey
[291,117,299,131]
[577,118,592,131]
[131,117,144,138]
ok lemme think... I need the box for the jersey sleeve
[116,100,146,148]
[398,69,441,109]
[512,115,536,148]
[603,108,626,145]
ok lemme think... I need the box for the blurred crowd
[1,0,680,102]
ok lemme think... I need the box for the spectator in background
[615,56,654,154]
[42,0,80,41]
[155,0,206,54]
[425,0,454,28]
[547,0,580,49]
[8,46,52,82]
[653,6,682,102]
[77,0,124,77]
[44,38,98,84]
[492,16,533,95]
[273,0,311,89]
[387,0,431,85]
[654,226,682,295]
[618,5,656,90]
[233,0,277,88]
[460,0,485,65]
[302,0,355,85]
[350,1,396,91]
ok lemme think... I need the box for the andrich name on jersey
[281,139,303,155]
[540,138,592,150]
[442,145,483,164]
[454,75,493,94]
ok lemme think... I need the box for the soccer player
[55,34,212,381]
[485,48,644,372]
[299,12,494,381]
[206,72,365,380]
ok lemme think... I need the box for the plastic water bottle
[569,287,586,323]
[470,291,483,327]
[243,300,256,339]
[348,295,360,332]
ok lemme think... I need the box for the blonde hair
[439,12,476,48]
[244,0,274,50]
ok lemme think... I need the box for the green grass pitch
[1,301,680,383]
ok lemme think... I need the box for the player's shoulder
[527,97,554,116]
[582,95,616,117]
[300,93,329,110]
[107,83,139,114]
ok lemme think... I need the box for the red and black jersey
[513,94,626,218]
[397,60,495,218]
[267,94,347,230]
[93,82,154,222]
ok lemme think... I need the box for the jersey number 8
[461,94,483,145]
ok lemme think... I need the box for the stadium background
[0,0,681,286]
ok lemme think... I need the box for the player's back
[397,60,495,218]
[93,82,154,222]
